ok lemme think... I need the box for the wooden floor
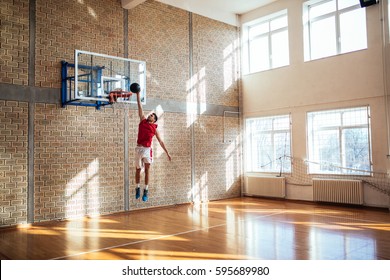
[1,197,390,260]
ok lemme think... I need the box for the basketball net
[111,100,132,111]
[265,155,390,197]
[109,90,133,112]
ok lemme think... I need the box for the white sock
[136,184,140,189]
[145,185,148,190]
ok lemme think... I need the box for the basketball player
[134,85,171,201]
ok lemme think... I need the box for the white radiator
[245,176,286,198]
[313,178,363,205]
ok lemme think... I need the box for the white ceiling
[162,0,277,15]
[122,0,278,26]
[158,0,278,25]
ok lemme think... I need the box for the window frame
[306,106,373,175]
[303,0,367,61]
[243,9,289,74]
[245,114,292,174]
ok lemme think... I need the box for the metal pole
[189,12,195,202]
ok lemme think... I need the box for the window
[246,115,292,173]
[303,0,367,61]
[243,10,289,74]
[307,106,372,175]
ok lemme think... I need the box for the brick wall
[35,0,124,88]
[0,0,29,85]
[192,14,241,200]
[128,1,189,101]
[34,104,125,221]
[194,115,241,202]
[0,100,28,225]
[0,0,241,227]
[193,14,239,107]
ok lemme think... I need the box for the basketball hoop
[109,90,133,111]
[108,90,132,103]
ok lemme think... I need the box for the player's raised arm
[131,83,145,121]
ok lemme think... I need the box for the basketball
[130,83,141,93]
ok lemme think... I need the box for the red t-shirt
[137,119,157,147]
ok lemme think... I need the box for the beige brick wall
[192,14,241,200]
[193,14,239,107]
[194,115,241,202]
[35,0,124,88]
[0,100,28,226]
[126,5,241,205]
[0,0,29,85]
[128,1,189,101]
[0,0,241,226]
[34,103,125,221]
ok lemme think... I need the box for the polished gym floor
[0,197,389,260]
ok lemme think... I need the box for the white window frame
[303,0,367,61]
[245,114,292,173]
[242,9,289,74]
[307,106,372,175]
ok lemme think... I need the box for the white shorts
[135,146,153,169]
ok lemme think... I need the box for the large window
[243,10,289,74]
[303,0,367,61]
[246,115,292,173]
[307,106,372,175]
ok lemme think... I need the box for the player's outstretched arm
[155,130,171,161]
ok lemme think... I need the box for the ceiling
[121,0,278,26]
[160,0,277,15]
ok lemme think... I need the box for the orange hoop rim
[108,90,132,103]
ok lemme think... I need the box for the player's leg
[135,167,141,199]
[135,147,143,199]
[143,163,150,201]
[141,147,153,202]
[144,163,150,186]
[136,168,141,184]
